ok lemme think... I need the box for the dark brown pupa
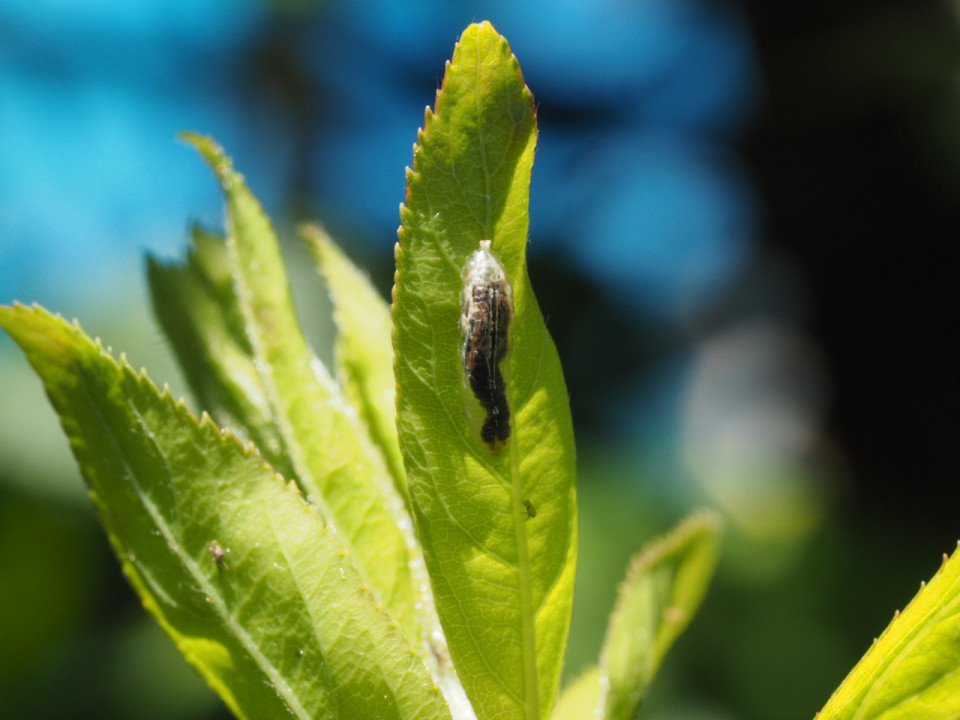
[460,240,514,447]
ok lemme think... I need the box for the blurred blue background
[2,1,959,718]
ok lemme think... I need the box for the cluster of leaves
[3,21,960,720]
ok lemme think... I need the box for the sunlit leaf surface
[818,543,960,720]
[394,21,577,720]
[0,304,452,720]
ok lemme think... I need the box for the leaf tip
[179,132,242,190]
[297,220,327,244]
[179,130,222,160]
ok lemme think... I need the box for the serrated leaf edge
[598,510,721,719]
[1,302,448,719]
[393,21,555,720]
[816,541,960,720]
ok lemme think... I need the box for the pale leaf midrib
[223,198,421,636]
[78,368,313,720]
[471,28,538,720]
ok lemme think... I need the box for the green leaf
[0,304,452,720]
[173,133,425,651]
[600,512,721,720]
[302,224,468,710]
[552,667,602,720]
[301,223,408,503]
[817,543,960,720]
[394,21,577,720]
[147,225,293,479]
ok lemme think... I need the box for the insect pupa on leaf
[460,240,514,449]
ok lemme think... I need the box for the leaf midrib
[471,30,538,720]
[81,367,313,720]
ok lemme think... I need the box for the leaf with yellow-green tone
[394,22,577,720]
[551,668,602,720]
[817,543,960,720]
[600,512,721,720]
[170,134,424,652]
[302,223,467,710]
[147,225,293,479]
[0,304,452,720]
[302,223,407,503]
